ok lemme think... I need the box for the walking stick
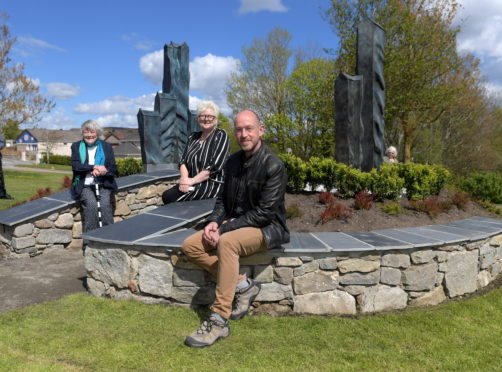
[94,183,103,228]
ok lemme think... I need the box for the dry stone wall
[0,180,175,259]
[84,233,502,315]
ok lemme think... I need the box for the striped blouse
[176,128,229,202]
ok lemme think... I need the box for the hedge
[457,172,502,204]
[278,154,451,200]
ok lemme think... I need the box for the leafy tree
[2,118,20,140]
[325,0,465,163]
[0,14,54,130]
[267,58,336,159]
[226,27,292,120]
[216,113,240,153]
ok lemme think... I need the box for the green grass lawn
[0,170,69,210]
[0,286,501,372]
[15,163,72,172]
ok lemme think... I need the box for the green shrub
[458,172,502,204]
[41,154,71,166]
[369,165,404,201]
[396,163,451,200]
[306,157,341,191]
[337,165,371,198]
[379,201,405,215]
[116,158,143,177]
[279,154,307,193]
[285,203,302,219]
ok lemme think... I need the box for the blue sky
[3,0,502,129]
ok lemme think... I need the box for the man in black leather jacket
[182,110,289,348]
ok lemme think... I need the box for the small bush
[62,175,72,189]
[116,158,143,177]
[380,201,405,215]
[451,191,471,211]
[369,165,404,201]
[457,172,502,204]
[320,200,352,223]
[279,154,308,193]
[286,203,302,219]
[354,191,373,210]
[409,196,452,219]
[337,165,371,198]
[306,157,341,192]
[476,200,502,217]
[319,192,336,205]
[396,163,451,200]
[30,187,52,201]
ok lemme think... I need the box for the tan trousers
[181,227,266,319]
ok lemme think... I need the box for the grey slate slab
[81,214,187,244]
[345,231,413,249]
[45,191,74,204]
[446,220,502,234]
[400,227,466,244]
[144,169,180,179]
[0,198,67,226]
[468,216,502,227]
[282,233,330,252]
[312,232,374,251]
[116,174,157,189]
[136,229,198,247]
[420,225,486,241]
[147,199,215,221]
[373,228,443,248]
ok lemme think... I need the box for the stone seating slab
[0,198,68,226]
[399,226,466,244]
[282,233,330,252]
[446,220,502,234]
[345,231,413,249]
[420,225,486,241]
[469,216,502,227]
[147,199,215,221]
[372,228,444,248]
[135,228,198,247]
[312,232,374,251]
[81,214,187,245]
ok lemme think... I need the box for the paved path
[0,248,87,313]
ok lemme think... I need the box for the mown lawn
[0,170,69,210]
[0,286,501,372]
[15,164,72,172]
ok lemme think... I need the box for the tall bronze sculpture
[138,42,191,171]
[335,18,385,172]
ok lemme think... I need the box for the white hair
[197,100,220,118]
[81,120,103,137]
[386,146,397,156]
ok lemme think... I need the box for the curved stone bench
[0,170,180,259]
[82,203,502,315]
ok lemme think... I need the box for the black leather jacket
[208,143,289,248]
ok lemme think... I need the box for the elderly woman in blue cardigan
[71,120,117,232]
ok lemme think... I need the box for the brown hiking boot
[230,280,261,320]
[185,314,230,348]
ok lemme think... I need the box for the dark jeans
[80,185,114,232]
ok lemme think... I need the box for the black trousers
[162,186,184,204]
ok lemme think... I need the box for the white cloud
[239,0,287,14]
[122,33,156,51]
[45,82,80,100]
[15,36,65,57]
[74,94,155,115]
[456,1,502,84]
[38,108,78,129]
[95,114,139,128]
[139,50,239,114]
[139,49,163,85]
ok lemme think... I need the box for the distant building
[104,128,141,158]
[15,129,82,157]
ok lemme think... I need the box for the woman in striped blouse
[162,100,229,204]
